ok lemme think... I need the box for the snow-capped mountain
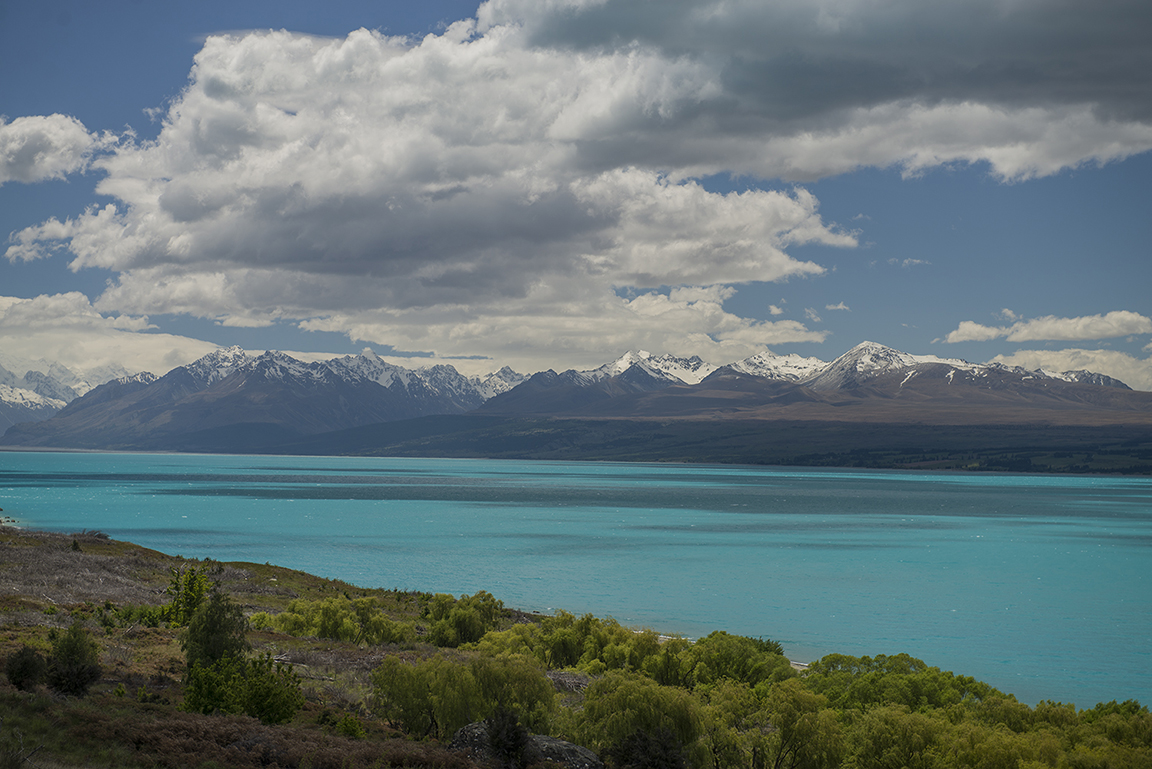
[4,339,1143,451]
[0,383,67,433]
[1,347,527,450]
[801,341,962,391]
[326,349,417,389]
[182,345,254,388]
[728,351,828,381]
[479,340,1144,420]
[0,353,132,398]
[800,341,1132,393]
[585,350,718,385]
[470,366,529,399]
[1038,369,1130,389]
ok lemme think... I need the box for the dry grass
[0,527,513,768]
[0,530,169,608]
[0,688,475,769]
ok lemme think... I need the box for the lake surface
[1,451,1149,707]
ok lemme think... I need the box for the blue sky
[2,0,1151,387]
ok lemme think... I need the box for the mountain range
[3,342,1150,466]
[0,352,137,436]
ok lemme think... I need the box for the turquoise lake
[1,451,1149,708]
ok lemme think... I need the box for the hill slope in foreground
[1,527,1149,769]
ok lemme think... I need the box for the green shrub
[576,670,704,764]
[335,714,367,739]
[606,727,687,769]
[161,564,212,627]
[239,654,305,725]
[4,646,46,691]
[182,653,304,725]
[370,653,554,740]
[252,597,415,645]
[426,591,505,648]
[180,591,250,669]
[804,652,1001,711]
[114,604,164,628]
[687,631,795,689]
[47,622,102,696]
[182,656,243,716]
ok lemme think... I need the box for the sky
[2,0,1151,388]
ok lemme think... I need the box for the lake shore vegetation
[1,527,1149,768]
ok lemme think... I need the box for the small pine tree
[162,564,212,626]
[181,590,250,669]
[47,622,102,696]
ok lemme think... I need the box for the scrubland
[1,527,1149,769]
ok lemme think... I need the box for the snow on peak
[595,350,653,378]
[0,383,66,410]
[645,353,718,385]
[729,351,828,381]
[251,350,333,383]
[804,342,935,390]
[326,350,413,389]
[844,341,919,370]
[585,350,716,384]
[470,366,528,399]
[184,345,253,387]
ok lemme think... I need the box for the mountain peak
[729,351,827,381]
[804,342,922,391]
[183,346,254,388]
[587,350,718,385]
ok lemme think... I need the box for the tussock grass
[0,527,505,768]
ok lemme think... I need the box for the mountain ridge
[2,341,1145,455]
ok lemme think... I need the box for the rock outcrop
[450,721,603,769]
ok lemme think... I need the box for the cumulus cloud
[480,0,1152,131]
[6,1,1152,367]
[4,24,855,364]
[944,311,1152,343]
[825,302,850,311]
[300,284,827,372]
[0,294,217,375]
[992,349,1152,392]
[0,115,113,185]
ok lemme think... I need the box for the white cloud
[1006,312,1152,342]
[0,294,217,376]
[4,25,856,368]
[944,311,1152,344]
[943,320,1011,343]
[480,0,1152,158]
[825,302,850,311]
[768,304,784,316]
[0,115,113,185]
[804,308,822,323]
[992,349,1152,392]
[300,284,828,373]
[6,2,1152,370]
[889,257,930,268]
